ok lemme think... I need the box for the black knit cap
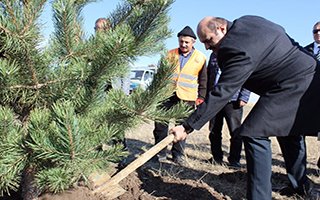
[177,26,197,40]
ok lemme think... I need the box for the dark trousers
[209,101,243,163]
[153,93,194,159]
[243,135,309,200]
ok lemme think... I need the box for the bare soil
[3,104,320,200]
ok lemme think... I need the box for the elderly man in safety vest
[152,26,207,166]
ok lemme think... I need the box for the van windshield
[130,70,144,80]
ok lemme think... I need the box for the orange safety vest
[168,48,206,101]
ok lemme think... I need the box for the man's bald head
[196,16,228,52]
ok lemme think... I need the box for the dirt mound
[116,167,225,200]
[35,161,227,200]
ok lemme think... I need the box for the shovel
[91,134,175,199]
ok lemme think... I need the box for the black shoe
[227,157,242,169]
[206,157,223,165]
[278,186,296,197]
[158,154,167,162]
[306,183,320,199]
[150,154,167,163]
[117,158,128,169]
[296,180,314,196]
[172,156,187,166]
[150,155,159,163]
[278,181,314,197]
[227,161,242,169]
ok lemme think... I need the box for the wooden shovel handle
[93,134,175,193]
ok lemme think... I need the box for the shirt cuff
[182,122,194,134]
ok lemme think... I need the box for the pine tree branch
[51,1,89,61]
[111,0,154,28]
[1,2,46,88]
[0,24,12,36]
[59,51,76,62]
[22,0,29,5]
[67,124,75,160]
[20,0,46,36]
[24,50,40,86]
[2,152,28,177]
[114,97,190,123]
[134,1,164,42]
[4,78,78,89]
[113,2,137,26]
[3,1,18,30]
[61,15,72,56]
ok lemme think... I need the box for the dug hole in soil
[39,162,226,200]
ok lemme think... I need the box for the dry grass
[125,103,320,200]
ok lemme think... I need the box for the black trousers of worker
[209,101,243,163]
[243,135,310,200]
[153,93,194,159]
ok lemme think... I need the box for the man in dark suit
[304,21,320,59]
[304,21,320,169]
[207,52,250,168]
[170,16,320,200]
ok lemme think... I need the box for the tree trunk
[21,167,40,200]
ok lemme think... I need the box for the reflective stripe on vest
[174,72,198,88]
[168,48,206,101]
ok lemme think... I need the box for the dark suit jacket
[185,15,319,137]
[304,42,320,62]
[304,42,314,55]
[207,53,250,103]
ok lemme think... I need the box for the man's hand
[239,100,247,107]
[169,125,188,143]
[195,98,204,106]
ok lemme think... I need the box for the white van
[129,68,154,93]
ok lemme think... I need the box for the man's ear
[219,25,227,34]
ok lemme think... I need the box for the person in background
[153,26,207,165]
[170,15,320,199]
[207,52,250,168]
[94,17,111,32]
[304,21,320,169]
[304,21,320,61]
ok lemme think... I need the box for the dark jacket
[185,15,319,137]
[304,42,320,62]
[207,53,250,103]
[304,42,315,55]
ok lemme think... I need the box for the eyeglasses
[313,29,320,34]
